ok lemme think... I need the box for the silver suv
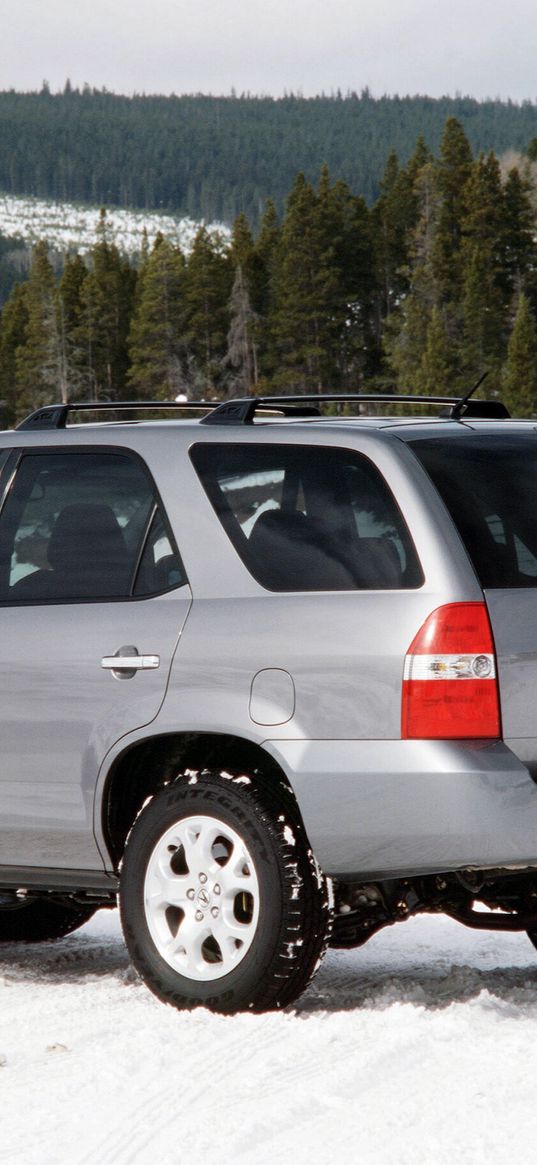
[2,391,537,1013]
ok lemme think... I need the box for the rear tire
[0,897,98,942]
[119,769,332,1013]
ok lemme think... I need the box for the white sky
[1,0,536,102]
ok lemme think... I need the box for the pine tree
[459,245,504,388]
[269,172,339,391]
[222,264,258,394]
[254,200,280,314]
[432,117,473,303]
[127,235,187,399]
[417,306,455,394]
[317,169,376,383]
[458,154,507,384]
[372,146,426,322]
[183,226,233,394]
[57,253,87,400]
[383,162,442,389]
[0,283,29,424]
[230,213,256,281]
[502,292,537,416]
[252,200,281,383]
[75,210,136,399]
[15,241,62,413]
[500,167,537,305]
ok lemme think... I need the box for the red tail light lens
[402,603,501,739]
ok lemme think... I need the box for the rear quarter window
[190,442,423,592]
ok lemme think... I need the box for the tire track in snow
[77,1014,287,1165]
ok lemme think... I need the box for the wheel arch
[100,731,301,868]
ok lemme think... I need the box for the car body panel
[264,738,537,878]
[0,589,191,868]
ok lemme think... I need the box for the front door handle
[101,645,160,678]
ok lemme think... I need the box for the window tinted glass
[409,434,537,588]
[0,450,184,602]
[134,509,186,596]
[191,443,423,591]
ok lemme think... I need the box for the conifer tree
[127,235,187,398]
[458,154,507,383]
[254,199,280,314]
[223,264,258,394]
[252,200,281,383]
[372,145,427,323]
[57,253,87,399]
[500,167,537,305]
[432,117,473,303]
[417,306,455,394]
[0,283,29,424]
[15,241,62,412]
[317,169,375,382]
[459,245,504,388]
[230,213,256,281]
[502,292,537,416]
[183,226,233,393]
[383,162,442,388]
[269,172,339,391]
[372,151,405,321]
[75,210,136,399]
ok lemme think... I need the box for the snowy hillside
[0,191,230,256]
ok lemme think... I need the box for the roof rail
[201,391,511,424]
[200,393,461,425]
[15,391,511,431]
[16,399,215,431]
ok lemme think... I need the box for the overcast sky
[1,0,536,103]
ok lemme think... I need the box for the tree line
[2,86,537,223]
[2,116,537,425]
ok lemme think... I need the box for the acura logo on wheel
[196,888,211,910]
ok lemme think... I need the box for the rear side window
[0,450,186,603]
[191,442,423,591]
[409,434,537,588]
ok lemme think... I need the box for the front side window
[190,442,423,591]
[0,450,186,602]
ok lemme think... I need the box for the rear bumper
[263,739,537,879]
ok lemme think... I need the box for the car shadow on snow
[0,928,132,985]
[294,948,537,1015]
[2,917,537,1013]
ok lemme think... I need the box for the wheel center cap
[196,888,212,910]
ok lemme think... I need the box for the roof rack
[15,390,510,431]
[16,399,215,431]
[199,392,510,425]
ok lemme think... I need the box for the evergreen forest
[2,87,537,222]
[2,116,537,424]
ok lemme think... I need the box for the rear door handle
[101,645,160,677]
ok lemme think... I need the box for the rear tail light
[402,602,501,739]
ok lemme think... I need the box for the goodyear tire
[119,770,332,1013]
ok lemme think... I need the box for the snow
[2,909,537,1164]
[0,192,230,257]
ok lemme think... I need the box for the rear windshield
[409,434,537,588]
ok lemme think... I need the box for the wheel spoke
[181,820,225,881]
[165,914,207,970]
[146,869,190,909]
[210,910,256,954]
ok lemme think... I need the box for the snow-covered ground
[2,909,537,1165]
[0,192,230,256]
